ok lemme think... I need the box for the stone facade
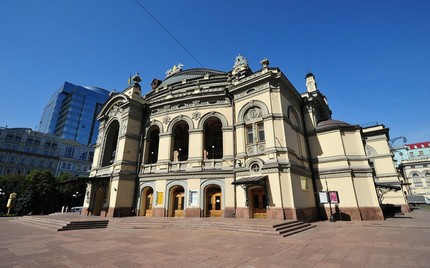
[84,56,408,221]
[0,127,94,177]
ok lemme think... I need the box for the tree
[15,170,57,215]
[0,174,25,214]
[56,173,87,211]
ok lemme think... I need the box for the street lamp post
[0,189,5,216]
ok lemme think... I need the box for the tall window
[244,106,266,150]
[204,117,223,159]
[246,125,254,144]
[102,121,119,167]
[172,121,189,161]
[146,126,160,164]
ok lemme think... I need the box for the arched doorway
[249,186,267,219]
[169,185,185,217]
[140,187,153,216]
[90,183,107,216]
[205,185,222,217]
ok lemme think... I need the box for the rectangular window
[300,176,308,190]
[257,122,265,142]
[246,125,254,144]
[65,147,74,158]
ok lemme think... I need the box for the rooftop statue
[232,54,251,77]
[165,63,184,77]
[233,54,249,69]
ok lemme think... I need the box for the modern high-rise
[38,82,110,145]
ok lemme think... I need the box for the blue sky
[0,1,429,144]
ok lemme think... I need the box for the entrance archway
[169,185,185,217]
[249,186,267,219]
[205,185,222,217]
[140,187,153,216]
[91,183,106,216]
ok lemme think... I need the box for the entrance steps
[12,214,316,237]
[109,217,281,236]
[13,215,109,231]
[58,220,109,231]
[13,215,69,230]
[273,220,317,237]
[109,217,316,237]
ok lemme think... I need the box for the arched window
[244,106,265,155]
[425,172,430,183]
[172,121,189,161]
[101,121,119,167]
[145,126,160,164]
[204,117,223,159]
[412,173,422,186]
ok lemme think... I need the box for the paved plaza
[1,209,430,267]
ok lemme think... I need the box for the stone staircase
[58,220,109,231]
[13,215,109,231]
[108,218,280,236]
[13,215,316,236]
[109,217,317,237]
[273,220,316,237]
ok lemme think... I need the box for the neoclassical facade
[83,56,408,221]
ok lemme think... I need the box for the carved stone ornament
[233,54,249,69]
[245,107,263,121]
[108,103,123,117]
[192,111,201,120]
[163,116,171,125]
[232,54,251,77]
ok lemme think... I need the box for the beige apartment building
[83,55,408,221]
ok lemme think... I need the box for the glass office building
[38,82,110,145]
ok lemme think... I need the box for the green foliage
[1,171,88,215]
[56,173,87,210]
[0,174,25,214]
[15,170,57,215]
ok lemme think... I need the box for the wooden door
[252,188,267,219]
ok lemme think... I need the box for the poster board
[318,191,329,204]
[329,191,339,204]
